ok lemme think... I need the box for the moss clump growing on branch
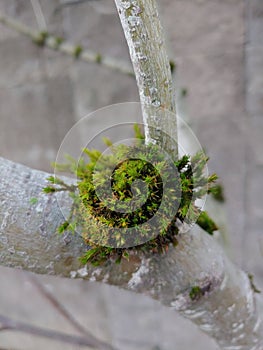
[189,286,203,301]
[73,45,83,58]
[33,31,49,46]
[44,126,219,265]
[209,183,225,202]
[169,60,176,74]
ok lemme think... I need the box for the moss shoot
[189,286,203,301]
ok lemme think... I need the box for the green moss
[73,45,83,58]
[33,31,49,46]
[44,125,219,266]
[133,123,145,140]
[127,71,135,78]
[54,36,64,49]
[209,184,224,202]
[196,211,218,235]
[181,88,188,97]
[189,286,202,300]
[169,60,176,74]
[29,197,38,205]
[248,273,261,294]
[95,53,102,63]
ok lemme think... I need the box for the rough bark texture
[0,156,262,349]
[0,157,85,275]
[114,0,178,158]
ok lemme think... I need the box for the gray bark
[0,156,262,349]
[114,0,178,158]
[0,157,85,275]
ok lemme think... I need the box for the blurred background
[0,0,262,349]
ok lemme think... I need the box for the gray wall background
[0,0,262,349]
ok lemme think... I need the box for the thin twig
[27,273,94,337]
[0,314,115,350]
[58,0,95,7]
[0,11,134,77]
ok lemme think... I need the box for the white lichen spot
[46,261,54,271]
[149,87,158,95]
[121,1,131,10]
[90,268,102,282]
[139,72,147,80]
[187,309,207,319]
[253,317,262,332]
[132,6,142,15]
[128,15,141,27]
[227,304,236,313]
[137,53,148,61]
[128,259,149,289]
[8,247,15,254]
[70,271,77,279]
[232,322,244,334]
[35,203,43,213]
[77,265,89,278]
[172,296,198,312]
[152,99,161,107]
[170,295,187,310]
[0,210,10,231]
[219,273,228,291]
[0,235,8,245]
[17,251,27,257]
[103,273,110,283]
[199,323,214,333]
[55,254,61,261]
[149,115,158,122]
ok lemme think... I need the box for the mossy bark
[0,154,262,349]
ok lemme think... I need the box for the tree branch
[28,273,99,338]
[0,12,134,76]
[0,314,115,349]
[0,156,262,348]
[114,0,177,157]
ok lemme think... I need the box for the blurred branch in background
[27,273,98,339]
[56,0,116,15]
[0,11,134,76]
[58,0,96,7]
[0,314,116,350]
